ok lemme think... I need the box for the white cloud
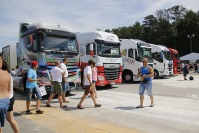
[0,0,198,50]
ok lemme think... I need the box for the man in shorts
[77,60,101,109]
[136,58,154,109]
[0,55,11,133]
[46,61,66,108]
[60,57,70,103]
[2,61,20,133]
[26,61,44,114]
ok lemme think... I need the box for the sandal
[63,100,70,103]
[77,105,84,109]
[95,104,102,108]
[45,103,51,107]
[136,105,144,109]
[60,105,68,108]
[149,103,155,107]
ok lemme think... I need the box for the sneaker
[26,110,32,114]
[36,109,44,114]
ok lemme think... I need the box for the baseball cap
[32,61,38,67]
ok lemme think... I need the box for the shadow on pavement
[96,86,118,91]
[13,112,22,117]
[114,106,136,110]
[176,80,185,81]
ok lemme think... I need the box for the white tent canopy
[180,52,199,62]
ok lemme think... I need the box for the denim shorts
[139,81,153,96]
[62,77,69,93]
[0,98,10,127]
[26,86,42,101]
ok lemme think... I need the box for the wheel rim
[125,74,132,81]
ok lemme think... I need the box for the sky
[0,0,199,50]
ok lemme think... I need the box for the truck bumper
[96,72,122,86]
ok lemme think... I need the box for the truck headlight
[98,75,104,80]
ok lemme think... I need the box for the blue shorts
[139,81,153,96]
[0,98,10,127]
[62,77,69,93]
[26,86,42,101]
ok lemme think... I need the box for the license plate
[110,82,115,85]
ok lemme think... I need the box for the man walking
[77,60,101,109]
[26,61,44,114]
[0,55,11,133]
[2,61,20,133]
[136,58,154,108]
[60,57,69,103]
[46,61,66,108]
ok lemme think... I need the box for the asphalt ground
[3,73,199,133]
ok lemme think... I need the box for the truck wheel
[154,70,159,79]
[123,72,133,83]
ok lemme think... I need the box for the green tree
[176,10,199,55]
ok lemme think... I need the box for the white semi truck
[2,45,17,71]
[13,22,80,93]
[77,31,123,86]
[149,44,173,78]
[120,39,154,83]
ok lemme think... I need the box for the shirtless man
[0,55,11,133]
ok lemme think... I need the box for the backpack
[189,76,194,80]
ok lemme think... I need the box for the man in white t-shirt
[60,57,69,103]
[77,60,101,109]
[46,61,66,108]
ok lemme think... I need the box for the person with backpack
[183,64,189,80]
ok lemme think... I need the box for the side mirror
[89,43,94,56]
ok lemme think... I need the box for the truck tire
[154,70,159,79]
[123,71,133,83]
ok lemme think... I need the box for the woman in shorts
[92,62,98,98]
[2,61,20,133]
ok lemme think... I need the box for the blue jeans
[0,98,10,127]
[139,81,153,96]
[26,86,42,101]
[62,77,69,93]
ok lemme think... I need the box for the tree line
[105,5,199,56]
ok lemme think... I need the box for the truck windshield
[139,48,152,59]
[97,42,121,58]
[163,50,172,60]
[42,36,77,52]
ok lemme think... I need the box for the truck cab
[13,23,80,93]
[77,31,122,86]
[120,39,154,83]
[150,44,173,78]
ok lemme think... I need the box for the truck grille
[104,68,120,80]
[67,62,79,77]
